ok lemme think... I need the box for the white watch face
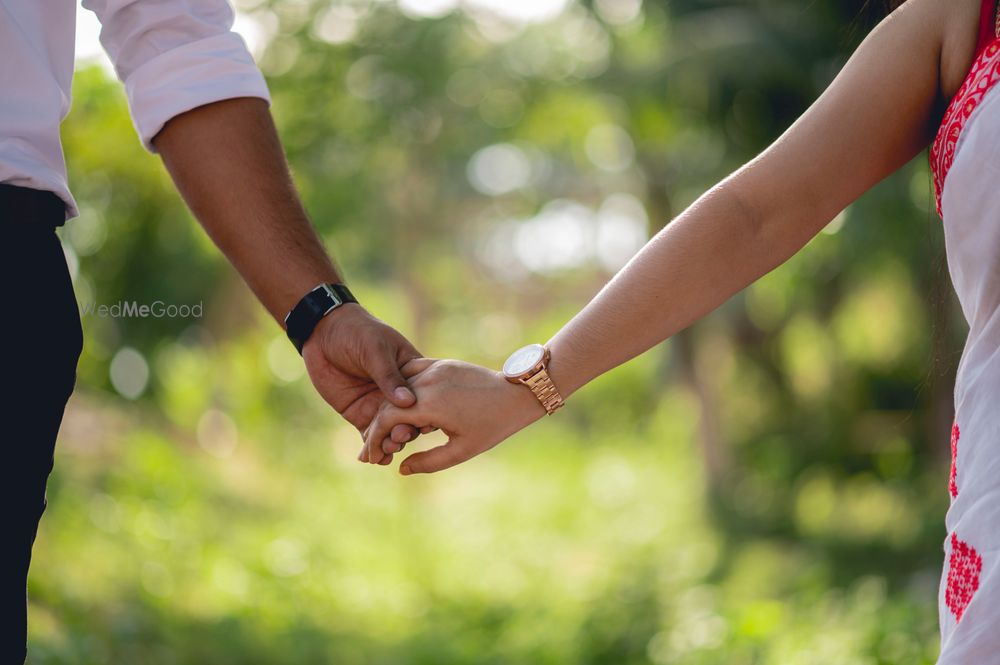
[503,343,545,378]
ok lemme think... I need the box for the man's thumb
[370,353,416,407]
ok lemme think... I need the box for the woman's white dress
[930,4,1000,661]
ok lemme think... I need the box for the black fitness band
[284,283,358,354]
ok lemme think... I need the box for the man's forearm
[153,96,423,447]
[153,97,338,322]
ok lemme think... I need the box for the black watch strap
[284,283,358,354]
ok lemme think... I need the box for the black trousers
[1,185,82,663]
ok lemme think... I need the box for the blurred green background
[30,0,963,662]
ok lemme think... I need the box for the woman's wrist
[544,336,592,400]
[498,371,549,433]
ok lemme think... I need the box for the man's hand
[302,304,424,462]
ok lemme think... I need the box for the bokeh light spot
[110,347,150,400]
[467,143,532,195]
[197,408,239,459]
[585,123,636,172]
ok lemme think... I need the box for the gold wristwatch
[501,344,565,415]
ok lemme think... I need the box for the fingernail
[400,465,412,476]
[394,387,414,402]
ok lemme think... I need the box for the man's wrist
[284,282,358,353]
[300,302,364,356]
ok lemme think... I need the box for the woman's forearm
[546,174,810,397]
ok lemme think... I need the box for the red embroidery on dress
[950,421,960,498]
[946,533,983,622]
[930,41,1000,216]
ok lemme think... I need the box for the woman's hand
[361,359,547,475]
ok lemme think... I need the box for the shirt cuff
[123,32,271,152]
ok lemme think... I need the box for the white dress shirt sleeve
[82,0,271,152]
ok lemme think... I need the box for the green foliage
[32,0,958,662]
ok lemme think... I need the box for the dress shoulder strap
[973,0,1000,58]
